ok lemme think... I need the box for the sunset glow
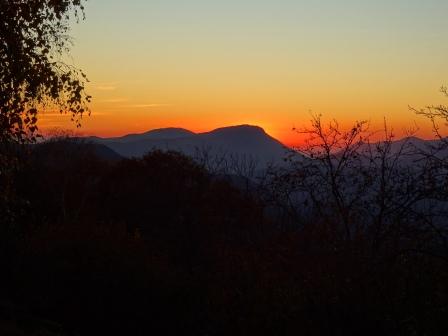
[39,0,448,145]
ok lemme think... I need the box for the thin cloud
[94,82,119,91]
[88,112,108,116]
[40,113,66,117]
[39,122,65,127]
[40,112,108,117]
[39,113,74,119]
[101,98,129,103]
[127,103,172,108]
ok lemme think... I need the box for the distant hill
[348,136,448,165]
[33,140,123,162]
[89,143,123,161]
[85,125,290,168]
[88,127,195,144]
[81,126,448,170]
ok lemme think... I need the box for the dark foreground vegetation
[1,1,447,334]
[1,135,447,336]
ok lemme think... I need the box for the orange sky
[38,0,448,146]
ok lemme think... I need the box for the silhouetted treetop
[0,0,90,143]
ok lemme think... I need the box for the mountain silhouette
[89,127,195,144]
[86,125,289,167]
[82,127,448,169]
[350,136,448,165]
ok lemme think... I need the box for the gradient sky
[39,0,448,145]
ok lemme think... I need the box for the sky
[39,0,448,145]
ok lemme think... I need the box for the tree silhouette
[412,86,448,141]
[0,0,90,143]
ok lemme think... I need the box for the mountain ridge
[80,125,448,168]
[83,125,290,167]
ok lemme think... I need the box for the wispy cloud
[89,112,109,116]
[40,112,108,118]
[101,98,129,103]
[94,82,119,91]
[127,103,172,108]
[39,122,65,127]
[40,113,66,117]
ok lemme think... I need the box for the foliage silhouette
[1,139,447,335]
[0,0,90,144]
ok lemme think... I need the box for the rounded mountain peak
[209,124,267,136]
